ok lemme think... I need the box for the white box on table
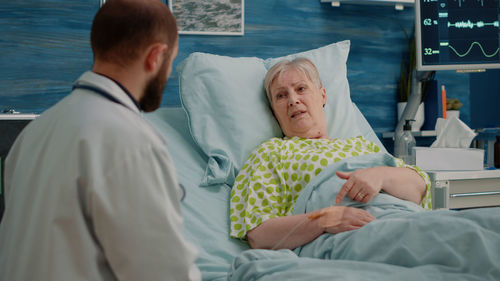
[413,147,484,171]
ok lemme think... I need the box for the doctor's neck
[92,59,145,103]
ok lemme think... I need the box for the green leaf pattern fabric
[229,136,431,239]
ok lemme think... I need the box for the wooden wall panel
[0,0,469,134]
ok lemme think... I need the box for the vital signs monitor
[416,0,500,71]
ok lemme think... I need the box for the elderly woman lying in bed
[229,58,431,250]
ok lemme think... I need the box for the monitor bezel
[415,0,500,71]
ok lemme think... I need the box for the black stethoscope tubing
[73,83,129,109]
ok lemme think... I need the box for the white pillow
[178,41,379,187]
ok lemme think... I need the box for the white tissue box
[413,147,484,171]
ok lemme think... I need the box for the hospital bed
[145,41,500,280]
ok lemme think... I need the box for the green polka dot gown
[229,136,431,239]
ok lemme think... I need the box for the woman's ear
[321,87,327,107]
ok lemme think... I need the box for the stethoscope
[72,83,139,111]
[72,83,187,202]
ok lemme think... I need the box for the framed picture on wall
[168,0,244,36]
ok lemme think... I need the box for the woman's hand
[335,168,384,204]
[315,206,375,234]
[247,206,376,250]
[335,167,427,205]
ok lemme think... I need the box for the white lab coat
[0,71,201,281]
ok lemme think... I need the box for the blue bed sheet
[228,153,500,280]
[146,107,500,281]
[146,107,248,281]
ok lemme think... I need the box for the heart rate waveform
[446,41,500,58]
[453,0,485,7]
[448,20,500,28]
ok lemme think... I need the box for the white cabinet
[428,170,500,209]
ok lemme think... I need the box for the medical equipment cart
[428,169,500,210]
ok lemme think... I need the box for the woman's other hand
[335,168,384,204]
[315,206,375,234]
[335,167,426,205]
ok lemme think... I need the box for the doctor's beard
[140,58,168,112]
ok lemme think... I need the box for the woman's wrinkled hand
[335,168,385,204]
[314,206,375,234]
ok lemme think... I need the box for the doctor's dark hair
[90,0,178,66]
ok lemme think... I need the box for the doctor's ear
[144,43,168,72]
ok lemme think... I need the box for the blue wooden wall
[0,0,471,135]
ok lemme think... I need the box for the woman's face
[270,68,328,139]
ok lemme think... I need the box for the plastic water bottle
[400,119,416,165]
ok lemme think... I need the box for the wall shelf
[382,130,437,139]
[320,0,414,10]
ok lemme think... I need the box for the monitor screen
[416,0,500,71]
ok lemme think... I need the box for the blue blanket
[227,153,500,280]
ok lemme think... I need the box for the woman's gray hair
[264,57,323,103]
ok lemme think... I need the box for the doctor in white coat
[0,0,201,280]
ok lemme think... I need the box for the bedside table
[427,170,500,210]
